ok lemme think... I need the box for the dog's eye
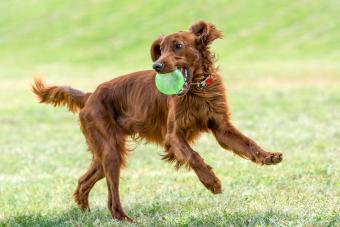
[174,43,183,50]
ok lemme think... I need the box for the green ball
[155,69,185,95]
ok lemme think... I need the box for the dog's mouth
[176,67,192,96]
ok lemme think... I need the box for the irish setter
[32,21,282,221]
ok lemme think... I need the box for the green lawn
[0,0,339,226]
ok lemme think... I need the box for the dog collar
[191,75,214,90]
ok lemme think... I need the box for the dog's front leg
[163,130,222,194]
[209,116,282,165]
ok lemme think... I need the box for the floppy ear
[189,21,222,45]
[150,36,163,62]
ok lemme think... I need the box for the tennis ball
[155,69,185,95]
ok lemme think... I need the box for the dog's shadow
[1,202,302,226]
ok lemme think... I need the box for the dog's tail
[31,77,91,113]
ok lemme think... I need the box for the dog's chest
[175,98,212,131]
[174,94,226,132]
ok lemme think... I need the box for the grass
[1,63,339,226]
[0,0,340,226]
[0,0,339,67]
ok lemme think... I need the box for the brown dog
[32,21,282,221]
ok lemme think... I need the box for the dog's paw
[111,211,134,222]
[262,152,283,165]
[211,181,222,194]
[202,177,222,194]
[122,215,134,223]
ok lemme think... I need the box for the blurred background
[0,0,339,226]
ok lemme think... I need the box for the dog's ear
[150,36,163,62]
[189,21,222,45]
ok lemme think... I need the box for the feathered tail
[31,78,91,113]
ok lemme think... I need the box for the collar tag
[197,75,214,89]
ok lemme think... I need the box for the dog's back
[84,70,169,144]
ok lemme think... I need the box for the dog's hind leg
[73,159,104,211]
[73,110,106,211]
[77,107,131,221]
[102,132,132,222]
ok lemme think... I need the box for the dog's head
[151,21,222,95]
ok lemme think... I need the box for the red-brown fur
[32,21,282,221]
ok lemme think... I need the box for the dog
[32,21,282,221]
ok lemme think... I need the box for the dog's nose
[153,63,164,72]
